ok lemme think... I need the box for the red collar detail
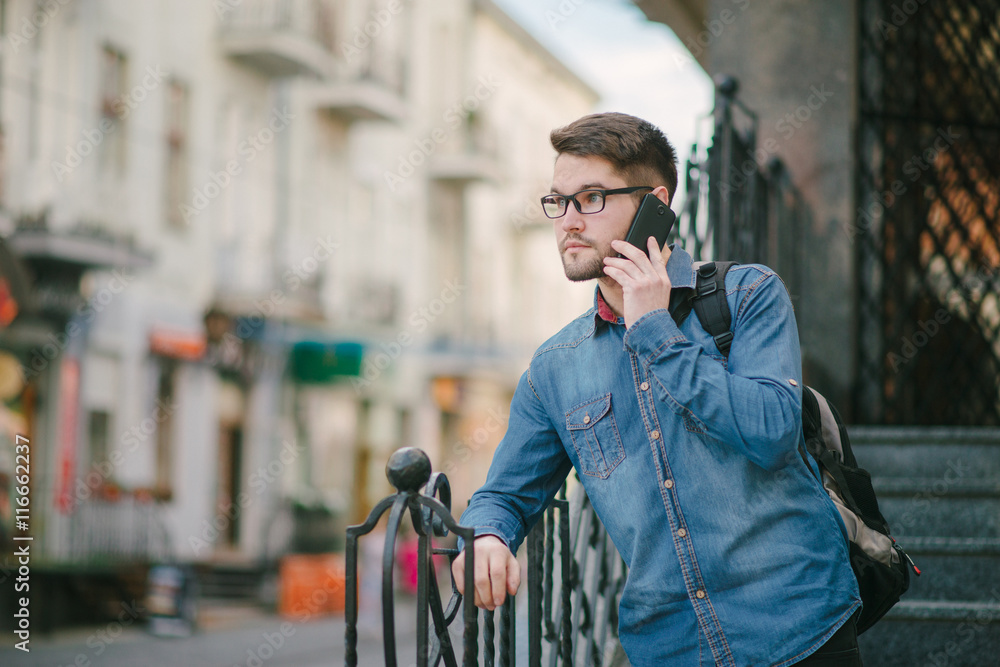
[596,289,618,323]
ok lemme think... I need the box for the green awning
[290,341,364,383]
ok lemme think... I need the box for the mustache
[561,233,597,250]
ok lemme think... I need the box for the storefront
[0,237,34,551]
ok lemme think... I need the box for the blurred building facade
[0,0,596,594]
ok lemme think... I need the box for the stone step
[853,444,1000,481]
[876,494,1000,539]
[194,564,267,600]
[858,600,1000,667]
[890,538,1000,605]
[905,536,1000,556]
[849,426,1000,447]
[851,444,1000,482]
[872,476,1000,497]
[884,599,1000,623]
[847,428,1000,665]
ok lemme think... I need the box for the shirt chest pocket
[565,393,626,479]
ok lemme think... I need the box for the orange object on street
[278,553,346,619]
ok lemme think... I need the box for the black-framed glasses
[540,186,653,219]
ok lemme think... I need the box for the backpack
[679,260,920,634]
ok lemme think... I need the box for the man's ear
[651,185,672,207]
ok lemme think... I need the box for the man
[453,113,862,665]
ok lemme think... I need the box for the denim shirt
[460,245,861,666]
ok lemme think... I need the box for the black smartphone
[621,193,676,257]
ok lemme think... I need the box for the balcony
[309,41,407,122]
[6,214,152,322]
[217,0,333,79]
[309,77,407,122]
[429,122,501,184]
[428,152,501,184]
[8,224,151,270]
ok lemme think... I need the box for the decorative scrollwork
[345,449,628,666]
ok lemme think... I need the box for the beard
[564,256,605,282]
[561,236,612,282]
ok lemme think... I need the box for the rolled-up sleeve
[458,367,573,554]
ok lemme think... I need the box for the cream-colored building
[0,0,597,576]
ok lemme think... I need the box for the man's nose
[561,205,585,232]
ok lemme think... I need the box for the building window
[26,14,44,163]
[99,45,128,176]
[88,410,111,472]
[154,361,177,499]
[217,424,243,547]
[164,80,190,228]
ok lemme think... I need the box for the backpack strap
[669,288,696,327]
[802,387,893,536]
[692,261,738,357]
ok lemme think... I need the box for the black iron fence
[677,76,809,304]
[345,448,628,667]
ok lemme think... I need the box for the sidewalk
[0,598,419,667]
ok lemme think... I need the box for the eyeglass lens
[542,190,605,218]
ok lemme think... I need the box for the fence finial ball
[386,447,432,492]
[713,74,739,97]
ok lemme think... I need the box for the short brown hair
[550,112,678,205]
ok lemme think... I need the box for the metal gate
[344,448,628,667]
[677,75,809,304]
[855,0,1000,424]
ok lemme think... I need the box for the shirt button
[640,381,650,391]
[651,430,660,440]
[788,378,799,386]
[677,528,687,538]
[663,479,674,489]
[696,589,706,599]
[583,415,591,424]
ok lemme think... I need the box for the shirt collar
[593,243,696,324]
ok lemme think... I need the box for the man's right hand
[451,535,521,611]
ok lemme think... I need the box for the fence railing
[677,75,809,303]
[345,448,628,667]
[217,0,333,46]
[68,494,172,564]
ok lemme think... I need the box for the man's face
[550,154,638,282]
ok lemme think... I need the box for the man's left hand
[603,237,672,329]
